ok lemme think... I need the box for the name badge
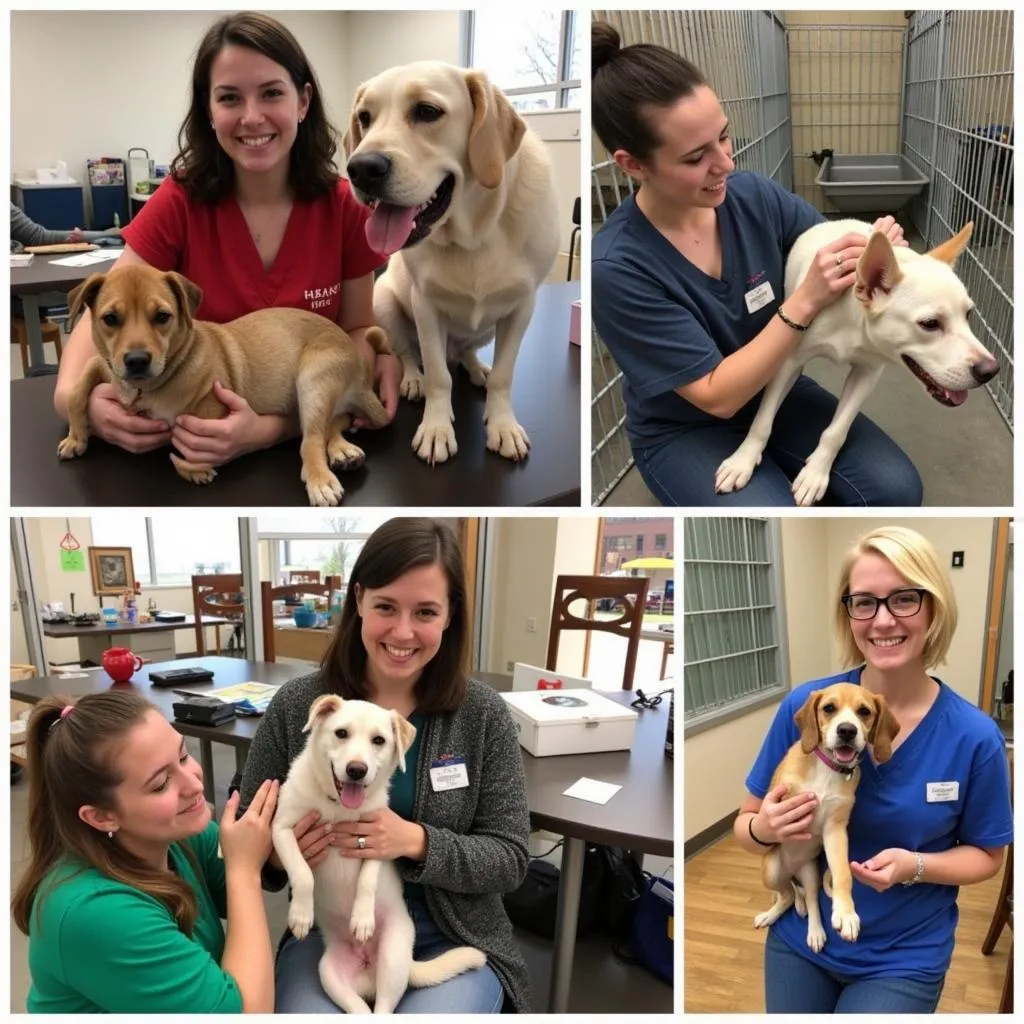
[744,281,775,314]
[429,756,469,792]
[926,781,959,802]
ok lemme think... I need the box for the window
[463,10,580,110]
[655,534,667,550]
[683,518,788,730]
[90,514,241,586]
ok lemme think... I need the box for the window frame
[682,518,791,737]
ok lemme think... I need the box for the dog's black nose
[971,357,1000,384]
[836,723,857,743]
[346,762,367,781]
[123,351,152,375]
[347,153,392,190]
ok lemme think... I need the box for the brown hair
[320,519,469,715]
[170,11,338,203]
[592,20,709,162]
[11,692,200,937]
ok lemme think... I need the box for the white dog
[715,219,999,505]
[272,694,486,1013]
[344,61,560,465]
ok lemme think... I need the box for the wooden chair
[12,316,63,376]
[10,664,37,769]
[190,573,245,655]
[545,574,650,691]
[982,749,1013,1012]
[287,570,321,584]
[261,576,340,662]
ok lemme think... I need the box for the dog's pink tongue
[943,388,969,407]
[340,783,365,810]
[365,203,416,256]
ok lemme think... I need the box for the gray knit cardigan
[239,672,533,1012]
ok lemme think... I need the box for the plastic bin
[815,154,928,214]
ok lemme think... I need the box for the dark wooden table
[42,614,231,665]
[10,282,580,507]
[473,672,673,1011]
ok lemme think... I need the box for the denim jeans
[274,889,505,1013]
[763,927,945,1013]
[634,376,924,506]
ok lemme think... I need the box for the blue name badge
[429,756,469,792]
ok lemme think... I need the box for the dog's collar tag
[429,756,469,792]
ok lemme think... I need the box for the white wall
[685,517,998,840]
[11,9,579,253]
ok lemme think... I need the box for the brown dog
[57,265,390,506]
[754,683,899,952]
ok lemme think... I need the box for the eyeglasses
[841,588,928,620]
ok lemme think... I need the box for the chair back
[191,573,245,654]
[546,574,650,690]
[261,576,341,662]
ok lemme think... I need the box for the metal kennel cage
[590,9,1014,503]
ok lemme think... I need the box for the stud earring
[108,830,115,839]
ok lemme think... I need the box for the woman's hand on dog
[757,784,818,843]
[352,353,402,430]
[794,232,871,319]
[88,383,173,453]
[171,381,270,465]
[290,810,337,870]
[850,848,915,891]
[333,808,427,861]
[220,778,279,876]
[870,215,909,249]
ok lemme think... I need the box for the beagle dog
[754,682,900,951]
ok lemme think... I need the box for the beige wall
[11,10,579,255]
[685,517,998,840]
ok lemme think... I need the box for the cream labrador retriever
[344,61,560,464]
[272,695,486,1013]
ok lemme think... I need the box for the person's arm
[339,272,400,425]
[219,862,274,1011]
[10,203,69,247]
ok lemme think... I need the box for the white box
[502,688,638,757]
[511,661,592,691]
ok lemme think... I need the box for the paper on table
[49,250,121,267]
[562,777,622,805]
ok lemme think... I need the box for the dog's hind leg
[795,861,827,953]
[296,344,347,506]
[791,361,884,506]
[318,953,373,1015]
[716,355,803,495]
[371,915,416,1013]
[484,298,536,461]
[754,847,795,929]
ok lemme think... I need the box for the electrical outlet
[951,550,965,569]
[526,616,537,633]
[506,660,515,671]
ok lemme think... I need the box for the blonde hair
[833,526,957,669]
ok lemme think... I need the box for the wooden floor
[684,833,1011,1013]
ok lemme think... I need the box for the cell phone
[149,667,215,687]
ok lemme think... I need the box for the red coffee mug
[102,647,143,683]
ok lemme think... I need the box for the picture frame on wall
[88,546,135,596]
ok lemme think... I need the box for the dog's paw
[485,416,530,461]
[465,361,490,389]
[57,435,88,460]
[715,445,762,494]
[327,435,366,470]
[288,899,315,941]
[791,460,830,506]
[349,905,376,945]
[832,906,860,943]
[412,418,458,464]
[753,910,775,930]
[169,454,217,485]
[303,469,344,507]
[400,371,425,401]
[806,920,827,953]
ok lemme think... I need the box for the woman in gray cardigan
[240,518,532,1013]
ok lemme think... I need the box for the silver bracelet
[901,850,925,886]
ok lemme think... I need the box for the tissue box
[502,688,638,757]
[569,300,581,346]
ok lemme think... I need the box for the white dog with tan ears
[272,694,486,1013]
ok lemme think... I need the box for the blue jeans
[274,890,505,1013]
[634,377,924,506]
[764,927,944,1013]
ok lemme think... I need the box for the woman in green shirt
[12,690,279,1013]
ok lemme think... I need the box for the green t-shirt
[26,820,243,1014]
[389,711,425,901]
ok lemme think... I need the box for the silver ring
[357,835,367,851]
[835,253,843,267]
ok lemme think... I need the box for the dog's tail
[365,325,391,355]
[408,947,487,988]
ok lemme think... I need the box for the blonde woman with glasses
[733,525,1012,1013]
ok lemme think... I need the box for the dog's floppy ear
[67,273,108,328]
[343,84,367,158]
[464,70,526,190]
[868,692,900,763]
[926,222,973,266]
[303,694,343,733]
[794,690,823,754]
[390,711,416,773]
[855,231,904,306]
[163,272,203,330]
